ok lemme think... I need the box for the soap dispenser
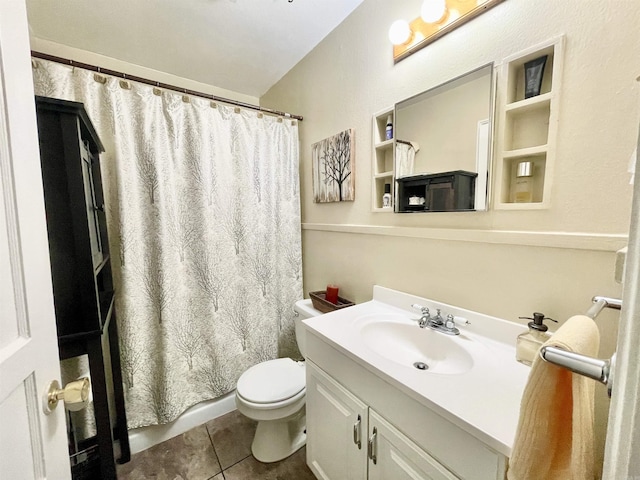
[516,312,557,366]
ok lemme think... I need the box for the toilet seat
[237,388,305,412]
[234,299,322,463]
[236,358,305,405]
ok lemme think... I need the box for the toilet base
[251,409,306,463]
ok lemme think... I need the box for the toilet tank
[293,299,323,358]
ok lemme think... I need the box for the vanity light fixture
[389,0,505,62]
[420,0,447,23]
[388,19,413,46]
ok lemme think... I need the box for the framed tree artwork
[312,129,355,202]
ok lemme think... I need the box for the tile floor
[116,410,316,480]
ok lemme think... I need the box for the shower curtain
[33,59,303,428]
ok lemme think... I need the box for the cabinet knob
[94,204,105,212]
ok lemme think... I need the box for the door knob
[43,377,91,414]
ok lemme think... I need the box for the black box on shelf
[396,170,477,212]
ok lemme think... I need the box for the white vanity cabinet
[303,287,528,480]
[307,361,459,480]
[304,328,510,480]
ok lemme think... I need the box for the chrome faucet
[411,304,431,328]
[411,304,466,336]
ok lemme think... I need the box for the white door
[602,127,640,478]
[306,361,368,480]
[0,1,71,479]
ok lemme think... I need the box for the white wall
[261,0,640,471]
[29,37,260,106]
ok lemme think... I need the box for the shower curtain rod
[31,51,304,121]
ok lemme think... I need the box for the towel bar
[539,347,615,395]
[585,296,621,319]
[539,295,622,398]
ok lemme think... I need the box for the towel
[395,142,416,178]
[508,315,600,480]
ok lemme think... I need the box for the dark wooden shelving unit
[396,170,477,212]
[35,96,130,480]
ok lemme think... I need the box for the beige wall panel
[302,230,620,330]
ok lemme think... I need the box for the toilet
[235,298,322,463]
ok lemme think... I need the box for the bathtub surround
[127,392,236,455]
[32,59,303,429]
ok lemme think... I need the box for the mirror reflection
[394,64,494,212]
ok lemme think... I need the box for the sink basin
[355,314,474,375]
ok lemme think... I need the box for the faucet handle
[442,314,460,335]
[445,314,456,330]
[411,303,429,315]
[445,314,469,331]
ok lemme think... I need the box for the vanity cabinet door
[368,410,459,480]
[306,361,368,480]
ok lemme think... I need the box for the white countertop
[303,285,531,457]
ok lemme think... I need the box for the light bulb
[388,20,412,46]
[421,0,447,23]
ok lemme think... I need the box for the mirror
[394,64,494,212]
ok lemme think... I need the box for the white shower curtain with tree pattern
[33,59,303,428]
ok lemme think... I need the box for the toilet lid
[237,358,305,404]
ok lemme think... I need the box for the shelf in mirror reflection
[404,204,428,212]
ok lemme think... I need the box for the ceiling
[25,0,364,98]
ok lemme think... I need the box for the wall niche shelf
[494,35,564,209]
[371,107,394,212]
